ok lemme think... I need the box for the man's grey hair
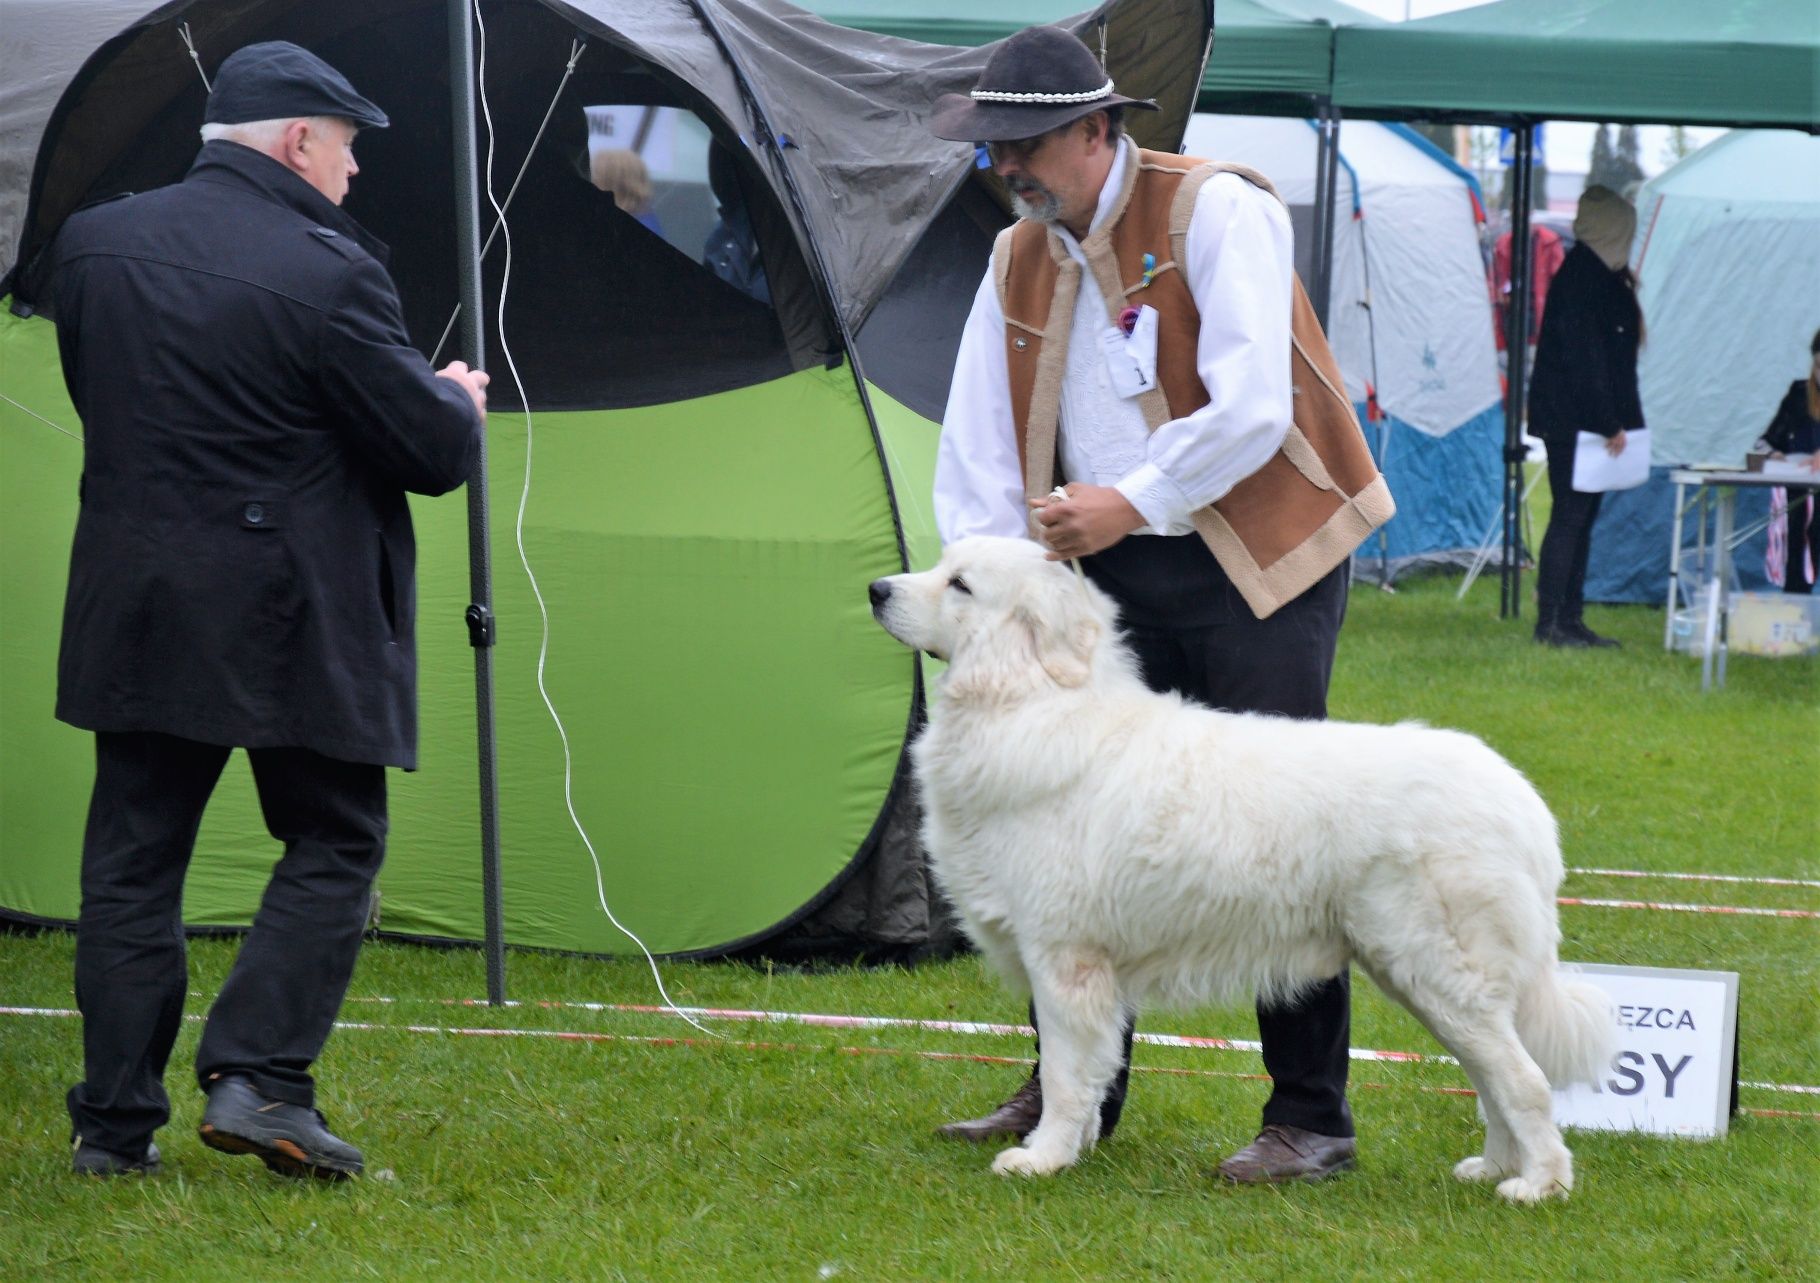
[199,116,341,150]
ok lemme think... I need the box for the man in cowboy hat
[927,25,1391,1185]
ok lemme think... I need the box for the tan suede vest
[994,149,1395,618]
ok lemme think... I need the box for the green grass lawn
[2,565,1814,1281]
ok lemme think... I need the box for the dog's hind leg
[1359,962,1518,1184]
[1401,989,1573,1203]
[1449,1061,1520,1185]
[992,953,1122,1178]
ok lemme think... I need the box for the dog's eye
[948,575,971,595]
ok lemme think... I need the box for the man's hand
[437,360,491,419]
[1028,483,1146,560]
[1604,428,1629,457]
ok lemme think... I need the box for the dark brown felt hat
[931,26,1159,143]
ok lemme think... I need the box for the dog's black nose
[868,579,891,609]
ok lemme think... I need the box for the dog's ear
[1016,581,1102,689]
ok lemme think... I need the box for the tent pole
[448,0,507,1005]
[1499,124,1535,621]
[1311,100,1341,332]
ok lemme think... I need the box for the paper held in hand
[1571,427,1650,492]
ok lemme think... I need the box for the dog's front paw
[1452,1156,1506,1183]
[991,1145,1072,1178]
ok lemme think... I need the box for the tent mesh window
[330,7,806,410]
[21,1,812,411]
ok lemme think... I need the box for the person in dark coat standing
[1524,185,1643,648]
[1752,329,1820,593]
[52,42,488,1179]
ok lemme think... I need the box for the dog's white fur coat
[871,537,1613,1202]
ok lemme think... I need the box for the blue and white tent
[1586,130,1820,604]
[1181,114,1504,578]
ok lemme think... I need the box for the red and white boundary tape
[1556,897,1816,920]
[1568,867,1820,890]
[5,1004,1814,1119]
[200,994,1820,1098]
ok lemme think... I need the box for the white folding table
[1664,468,1803,691]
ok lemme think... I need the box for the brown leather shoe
[1216,1124,1357,1184]
[936,1076,1043,1142]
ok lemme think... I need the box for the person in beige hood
[1572,183,1638,270]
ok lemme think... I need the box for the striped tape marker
[4,1005,1812,1121]
[1568,868,1820,890]
[1557,897,1817,920]
[198,995,1820,1097]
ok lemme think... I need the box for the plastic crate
[1672,590,1819,658]
[1727,591,1820,657]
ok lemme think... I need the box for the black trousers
[1535,436,1607,632]
[1777,489,1818,594]
[67,731,386,1155]
[1026,534,1355,1140]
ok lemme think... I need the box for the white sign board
[1553,964,1739,1139]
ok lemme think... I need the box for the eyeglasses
[983,132,1055,166]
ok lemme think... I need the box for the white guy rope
[0,390,83,441]
[470,0,711,1038]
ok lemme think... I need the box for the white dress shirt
[933,138,1296,544]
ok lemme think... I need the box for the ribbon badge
[1138,251,1158,289]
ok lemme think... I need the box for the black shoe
[1216,1124,1357,1184]
[1533,625,1592,648]
[199,1075,363,1181]
[936,1075,1044,1142]
[1565,621,1621,648]
[73,1138,161,1177]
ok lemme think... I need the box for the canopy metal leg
[1310,102,1341,333]
[449,0,506,1005]
[1499,125,1536,621]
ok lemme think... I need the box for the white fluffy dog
[869,536,1613,1202]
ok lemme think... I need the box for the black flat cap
[205,41,389,129]
[931,26,1156,144]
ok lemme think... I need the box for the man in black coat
[52,42,488,1179]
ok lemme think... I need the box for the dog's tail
[1516,968,1616,1087]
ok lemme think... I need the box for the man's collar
[184,140,389,264]
[1087,137,1132,238]
[1054,136,1131,257]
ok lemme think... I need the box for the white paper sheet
[1759,454,1817,480]
[1572,428,1651,492]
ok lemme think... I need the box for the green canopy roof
[1333,0,1820,129]
[1200,0,1378,109]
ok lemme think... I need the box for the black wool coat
[51,141,480,768]
[1525,242,1645,444]
[1761,380,1820,456]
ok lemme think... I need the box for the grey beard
[1010,187,1062,224]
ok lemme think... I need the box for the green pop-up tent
[0,0,1209,960]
